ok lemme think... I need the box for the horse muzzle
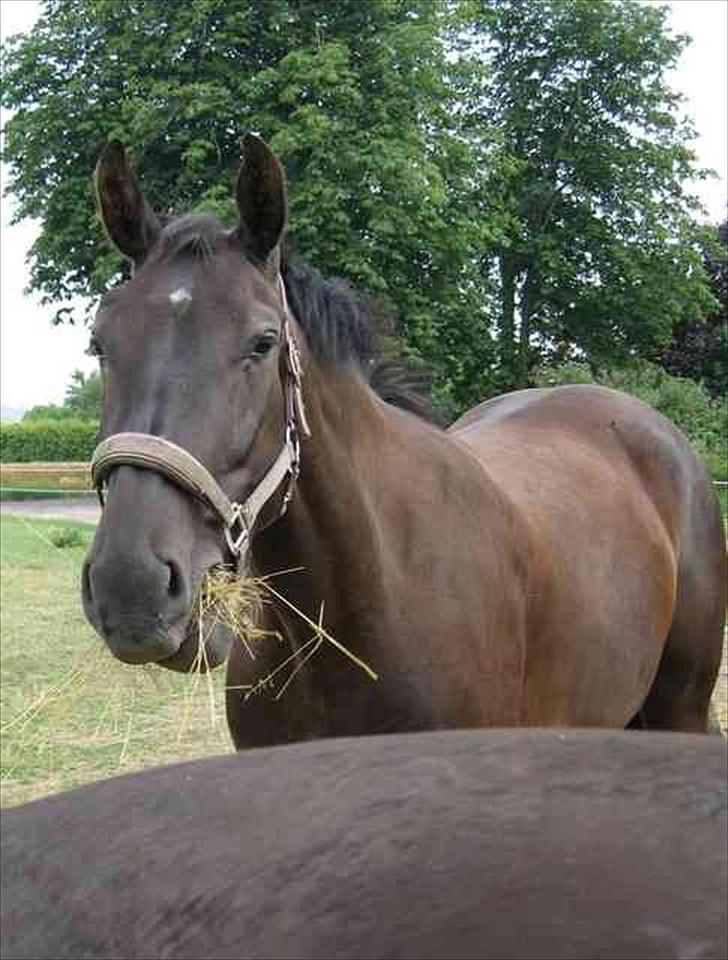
[82,540,190,661]
[82,548,233,671]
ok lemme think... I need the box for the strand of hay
[1,642,103,736]
[213,561,380,702]
[234,633,322,702]
[272,602,326,701]
[195,567,282,659]
[192,566,286,726]
[259,580,379,682]
[175,621,211,743]
[117,687,135,769]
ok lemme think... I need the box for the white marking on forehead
[169,287,193,306]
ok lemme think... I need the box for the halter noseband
[90,277,310,571]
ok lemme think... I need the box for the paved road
[1,497,101,524]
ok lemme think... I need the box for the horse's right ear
[235,134,287,275]
[94,141,160,266]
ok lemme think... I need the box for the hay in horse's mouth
[194,566,282,663]
[194,565,379,702]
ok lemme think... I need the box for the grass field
[1,515,231,807]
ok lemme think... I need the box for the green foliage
[0,0,488,408]
[63,370,102,420]
[0,0,718,413]
[461,0,717,392]
[534,361,728,479]
[0,420,99,462]
[23,371,102,426]
[653,220,728,399]
[12,368,101,462]
[46,525,89,549]
[22,404,76,422]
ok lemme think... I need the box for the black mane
[150,213,443,426]
[282,260,445,426]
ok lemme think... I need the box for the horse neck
[250,361,447,612]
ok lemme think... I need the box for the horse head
[82,136,300,671]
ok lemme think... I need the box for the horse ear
[236,134,287,273]
[94,140,160,266]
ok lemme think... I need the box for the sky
[1,0,727,414]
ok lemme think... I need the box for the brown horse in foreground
[82,135,726,747]
[2,729,727,960]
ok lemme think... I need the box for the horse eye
[249,334,278,359]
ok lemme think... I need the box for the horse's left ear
[236,134,287,274]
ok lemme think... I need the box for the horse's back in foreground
[2,729,726,960]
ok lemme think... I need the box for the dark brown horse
[82,135,725,747]
[2,729,727,960]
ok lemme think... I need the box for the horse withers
[81,135,726,746]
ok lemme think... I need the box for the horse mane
[281,259,445,426]
[150,213,444,427]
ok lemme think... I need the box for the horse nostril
[166,560,183,600]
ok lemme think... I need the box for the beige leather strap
[92,433,238,525]
[279,276,311,441]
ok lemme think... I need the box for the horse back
[451,384,726,726]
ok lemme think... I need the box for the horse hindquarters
[636,477,726,732]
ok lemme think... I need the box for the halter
[90,277,311,571]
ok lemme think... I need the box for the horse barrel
[1,729,726,960]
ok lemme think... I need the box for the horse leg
[636,499,725,733]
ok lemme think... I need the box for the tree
[1,0,489,413]
[653,220,727,399]
[63,370,102,420]
[460,0,717,391]
[1,0,718,412]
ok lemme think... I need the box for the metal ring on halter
[225,503,251,558]
[286,423,300,469]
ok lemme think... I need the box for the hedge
[0,420,99,463]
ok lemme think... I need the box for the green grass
[0,515,231,807]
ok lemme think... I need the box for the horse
[81,134,726,748]
[2,729,726,960]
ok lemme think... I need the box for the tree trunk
[499,253,519,388]
[518,265,540,387]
